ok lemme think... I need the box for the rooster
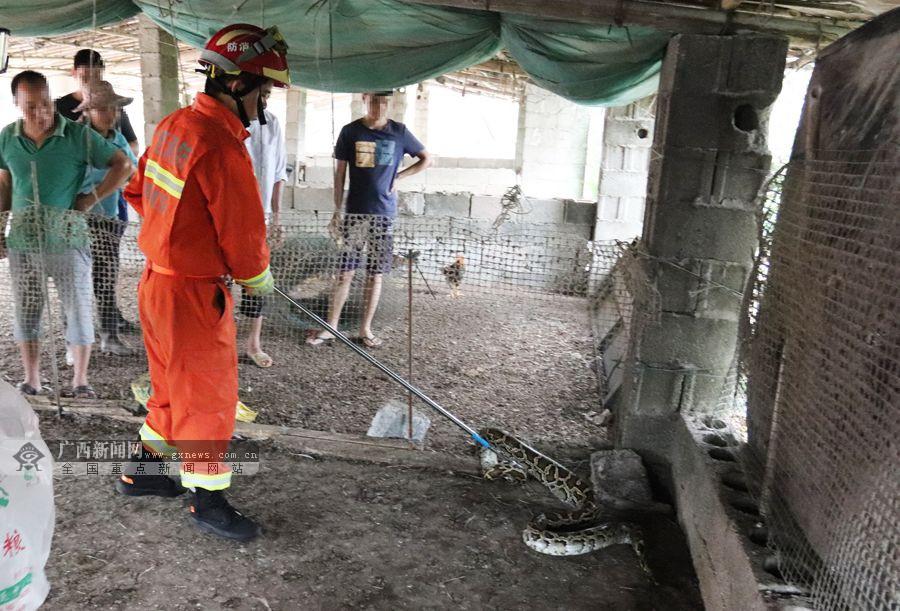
[442,254,466,298]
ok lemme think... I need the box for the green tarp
[0,0,670,106]
[501,16,667,106]
[0,0,138,36]
[135,0,503,94]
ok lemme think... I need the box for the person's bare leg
[309,270,355,344]
[244,316,273,367]
[245,317,265,355]
[18,341,41,389]
[70,344,91,388]
[359,273,383,342]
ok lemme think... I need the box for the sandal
[306,331,335,347]
[62,385,97,399]
[16,382,39,396]
[358,335,383,348]
[246,351,274,368]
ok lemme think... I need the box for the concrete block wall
[284,186,595,238]
[281,186,596,295]
[595,99,655,242]
[517,83,592,199]
[297,155,518,197]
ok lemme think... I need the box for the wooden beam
[28,398,481,475]
[472,58,528,77]
[31,39,137,58]
[403,0,854,44]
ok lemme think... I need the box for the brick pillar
[284,87,307,186]
[351,93,365,120]
[617,34,787,454]
[388,89,408,123]
[137,14,179,144]
[594,97,655,241]
[413,82,430,143]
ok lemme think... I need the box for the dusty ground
[1,278,607,456]
[36,412,701,610]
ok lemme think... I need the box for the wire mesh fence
[708,147,900,610]
[0,207,639,453]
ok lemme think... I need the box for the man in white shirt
[241,81,287,368]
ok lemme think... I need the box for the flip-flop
[306,332,335,347]
[62,385,97,399]
[359,335,383,348]
[246,351,274,368]
[16,382,38,396]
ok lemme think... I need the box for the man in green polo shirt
[0,70,132,397]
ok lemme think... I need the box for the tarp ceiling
[0,0,670,106]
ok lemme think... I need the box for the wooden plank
[27,398,480,475]
[271,432,481,474]
[403,0,853,44]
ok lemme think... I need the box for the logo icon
[13,442,44,472]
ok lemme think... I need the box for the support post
[616,34,787,458]
[413,82,430,144]
[594,97,655,241]
[351,93,365,120]
[137,14,179,144]
[284,87,307,185]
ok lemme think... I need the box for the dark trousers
[89,216,125,334]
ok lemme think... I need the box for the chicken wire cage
[0,206,639,451]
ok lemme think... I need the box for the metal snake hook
[273,286,496,451]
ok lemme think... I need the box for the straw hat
[74,80,133,112]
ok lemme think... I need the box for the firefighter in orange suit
[117,24,291,541]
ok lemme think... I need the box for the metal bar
[407,249,414,440]
[273,286,492,449]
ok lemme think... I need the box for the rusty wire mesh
[722,147,899,610]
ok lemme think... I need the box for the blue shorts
[339,215,393,274]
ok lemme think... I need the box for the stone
[590,449,655,508]
[367,400,431,443]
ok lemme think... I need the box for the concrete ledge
[669,415,812,610]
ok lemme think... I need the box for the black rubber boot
[190,489,262,542]
[115,472,187,497]
[114,446,186,498]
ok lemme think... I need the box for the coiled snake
[479,428,648,571]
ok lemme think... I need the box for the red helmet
[199,24,291,88]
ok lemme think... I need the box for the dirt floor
[0,279,607,456]
[35,412,702,610]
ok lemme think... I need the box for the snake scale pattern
[479,428,649,571]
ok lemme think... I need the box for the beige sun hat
[74,80,133,112]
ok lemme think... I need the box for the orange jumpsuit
[124,93,271,491]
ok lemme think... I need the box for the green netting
[0,0,138,37]
[0,0,670,106]
[134,0,503,93]
[500,16,668,106]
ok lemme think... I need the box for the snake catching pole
[274,286,493,450]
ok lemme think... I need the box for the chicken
[442,254,466,298]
